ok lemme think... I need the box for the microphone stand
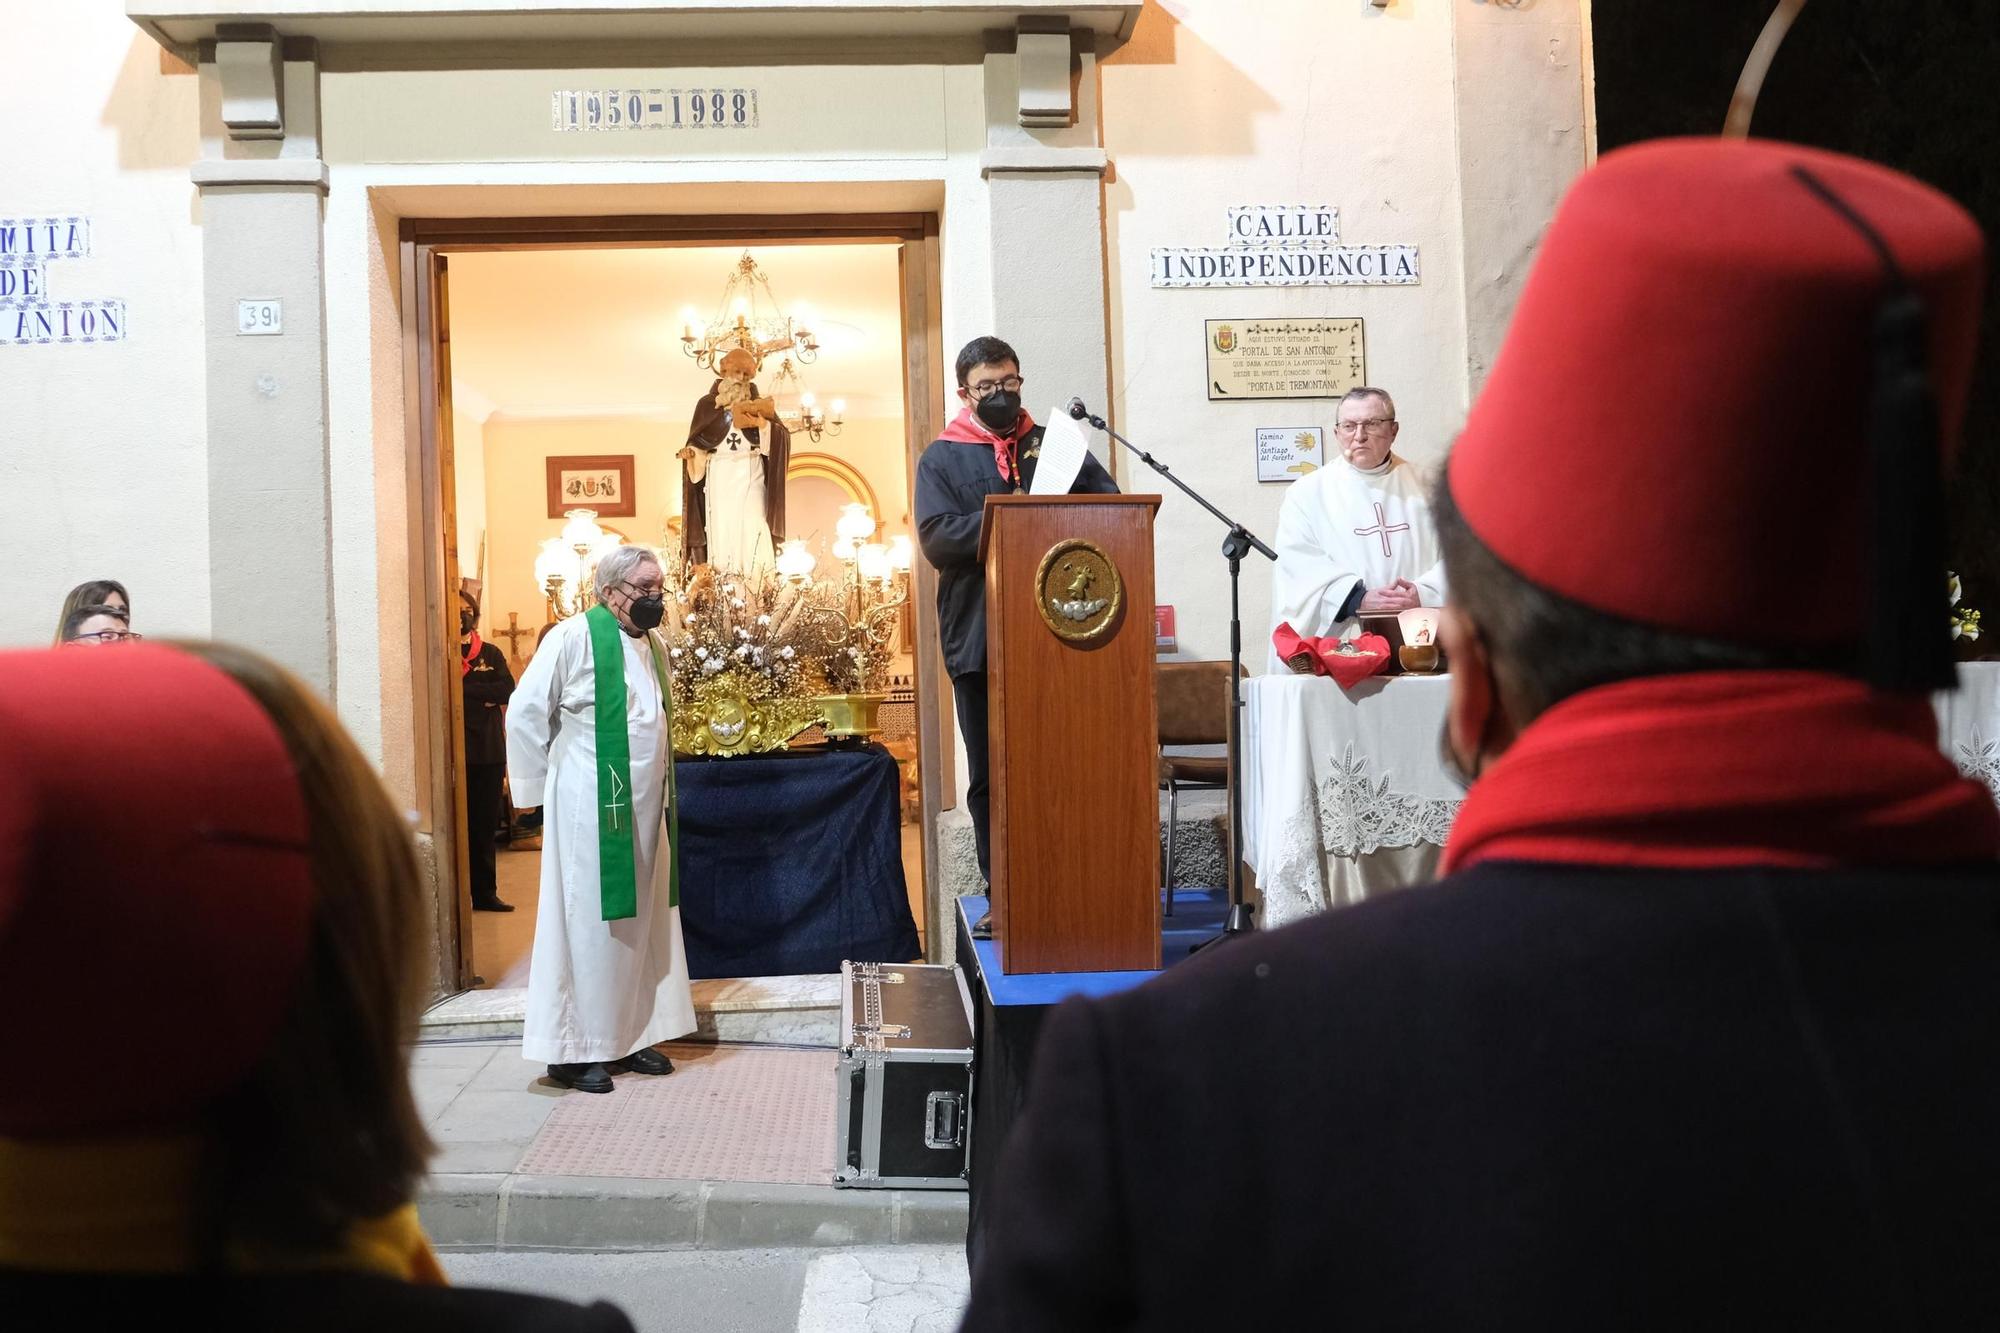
[1069,400,1273,948]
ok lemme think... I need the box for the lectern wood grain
[984,494,1163,974]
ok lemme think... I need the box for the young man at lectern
[916,336,1119,939]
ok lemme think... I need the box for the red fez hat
[1448,138,1984,683]
[0,645,314,1136]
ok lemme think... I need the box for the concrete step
[422,974,842,1046]
[423,1172,966,1253]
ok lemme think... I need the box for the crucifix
[495,611,532,667]
[1353,502,1410,558]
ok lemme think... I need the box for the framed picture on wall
[546,455,637,519]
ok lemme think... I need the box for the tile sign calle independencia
[1151,205,1419,288]
[1,215,126,346]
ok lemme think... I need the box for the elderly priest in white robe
[506,544,696,1094]
[1268,387,1446,670]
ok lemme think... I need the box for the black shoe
[614,1047,674,1076]
[969,911,994,940]
[472,898,516,912]
[547,1062,614,1093]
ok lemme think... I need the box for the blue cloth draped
[674,744,920,978]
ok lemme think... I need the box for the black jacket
[914,426,1119,679]
[460,640,515,766]
[0,1271,634,1331]
[963,861,2000,1330]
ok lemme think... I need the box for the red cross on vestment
[1353,502,1410,558]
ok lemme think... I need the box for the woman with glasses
[53,579,130,646]
[61,602,141,647]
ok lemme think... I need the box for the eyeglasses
[1335,417,1396,437]
[967,375,1024,397]
[68,630,143,646]
[619,580,665,599]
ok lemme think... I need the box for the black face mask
[974,388,1022,433]
[459,609,476,635]
[627,594,666,631]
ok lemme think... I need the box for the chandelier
[679,251,819,372]
[761,355,844,442]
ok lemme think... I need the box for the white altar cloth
[1244,662,2000,931]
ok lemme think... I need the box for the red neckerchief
[461,631,483,678]
[1442,670,2000,874]
[937,406,1039,485]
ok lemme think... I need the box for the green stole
[584,604,681,921]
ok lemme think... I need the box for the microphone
[1066,397,1089,421]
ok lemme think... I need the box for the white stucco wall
[1102,0,1475,668]
[0,9,207,647]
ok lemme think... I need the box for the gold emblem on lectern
[1035,539,1124,642]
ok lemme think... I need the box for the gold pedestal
[1398,644,1442,673]
[816,692,888,740]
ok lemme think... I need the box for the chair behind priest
[1155,659,1245,916]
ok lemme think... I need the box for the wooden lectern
[980,494,1163,974]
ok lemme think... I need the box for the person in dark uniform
[459,588,516,912]
[963,141,2000,1327]
[915,336,1118,938]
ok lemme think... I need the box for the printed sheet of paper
[1029,404,1090,495]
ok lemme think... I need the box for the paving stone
[431,1138,534,1175]
[410,1042,505,1070]
[431,1086,564,1143]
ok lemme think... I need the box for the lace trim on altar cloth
[1264,744,1461,926]
[1954,730,2000,802]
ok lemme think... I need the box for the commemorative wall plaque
[1206,317,1364,401]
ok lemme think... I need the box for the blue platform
[956,885,1230,1260]
[956,890,1229,1007]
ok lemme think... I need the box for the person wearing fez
[0,642,633,1330]
[962,140,2000,1327]
[915,335,1118,939]
[459,588,517,912]
[506,545,695,1095]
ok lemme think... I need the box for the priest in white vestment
[1268,387,1446,671]
[506,544,696,1093]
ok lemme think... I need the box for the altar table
[1244,663,2000,929]
[674,743,920,978]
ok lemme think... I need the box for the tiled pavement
[411,1037,968,1253]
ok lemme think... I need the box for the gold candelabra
[777,504,914,736]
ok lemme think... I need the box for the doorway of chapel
[406,215,951,996]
